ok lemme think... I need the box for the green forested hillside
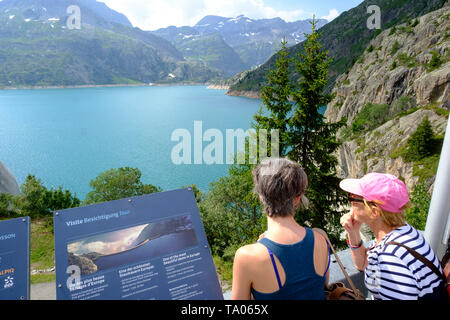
[179,33,247,77]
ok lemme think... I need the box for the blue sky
[100,0,365,31]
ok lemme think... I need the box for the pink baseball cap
[339,173,410,213]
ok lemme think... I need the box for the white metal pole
[424,119,450,259]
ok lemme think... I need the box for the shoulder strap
[266,247,283,289]
[313,228,359,294]
[385,241,446,283]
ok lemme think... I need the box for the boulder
[0,161,19,195]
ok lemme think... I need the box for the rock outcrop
[336,109,447,191]
[0,161,19,195]
[325,6,449,190]
[325,6,449,125]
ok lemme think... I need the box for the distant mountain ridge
[151,15,328,76]
[0,0,132,28]
[0,0,223,87]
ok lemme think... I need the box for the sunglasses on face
[348,196,364,203]
[348,196,375,205]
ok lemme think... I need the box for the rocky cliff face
[325,6,449,190]
[0,161,19,195]
[336,109,447,191]
[68,252,98,276]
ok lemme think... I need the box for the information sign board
[0,216,30,300]
[54,188,223,300]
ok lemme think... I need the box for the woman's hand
[340,209,362,242]
[340,209,368,271]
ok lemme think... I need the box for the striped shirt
[365,224,445,300]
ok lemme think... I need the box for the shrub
[397,53,418,68]
[390,60,397,70]
[390,96,416,117]
[390,40,401,55]
[428,51,442,70]
[0,193,16,217]
[199,163,264,256]
[13,175,80,218]
[14,175,49,217]
[406,116,434,161]
[405,182,430,230]
[351,103,390,135]
[84,167,161,205]
[389,25,397,36]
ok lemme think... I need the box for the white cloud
[99,0,310,30]
[321,8,339,21]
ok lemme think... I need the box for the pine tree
[407,116,434,160]
[254,37,292,157]
[288,17,346,243]
[253,17,346,244]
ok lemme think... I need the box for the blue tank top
[251,227,327,300]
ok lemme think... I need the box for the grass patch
[348,97,416,139]
[397,53,419,68]
[31,273,56,285]
[412,153,441,182]
[423,102,450,118]
[390,142,408,159]
[30,217,54,271]
[397,106,420,118]
[351,103,391,136]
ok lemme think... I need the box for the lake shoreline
[0,82,212,91]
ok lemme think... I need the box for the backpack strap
[385,241,447,283]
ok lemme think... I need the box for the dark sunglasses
[348,196,375,205]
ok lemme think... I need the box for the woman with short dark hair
[231,158,330,300]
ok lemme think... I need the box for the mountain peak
[0,0,132,27]
[195,15,227,26]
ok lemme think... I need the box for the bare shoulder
[234,243,269,263]
[312,228,329,247]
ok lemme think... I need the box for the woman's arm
[341,212,368,271]
[348,235,369,271]
[231,247,253,300]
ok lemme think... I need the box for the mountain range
[151,15,327,76]
[0,0,220,87]
[0,0,328,86]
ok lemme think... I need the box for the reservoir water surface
[0,85,262,199]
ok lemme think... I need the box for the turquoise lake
[0,86,262,199]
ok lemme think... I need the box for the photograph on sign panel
[67,215,197,276]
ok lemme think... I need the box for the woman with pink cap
[339,172,447,300]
